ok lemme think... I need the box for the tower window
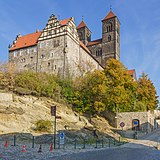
[96,49,102,57]
[108,35,111,42]
[106,23,112,32]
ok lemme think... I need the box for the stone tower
[101,10,120,67]
[77,20,91,45]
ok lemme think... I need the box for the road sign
[59,131,65,145]
[120,122,125,128]
[56,116,61,119]
[51,105,56,116]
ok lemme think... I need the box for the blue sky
[0,0,160,100]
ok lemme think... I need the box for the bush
[34,120,52,133]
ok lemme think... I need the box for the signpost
[51,105,57,149]
[120,122,125,130]
[51,105,62,149]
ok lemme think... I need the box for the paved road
[53,147,160,160]
[53,128,160,160]
[1,129,160,160]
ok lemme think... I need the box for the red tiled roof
[77,20,88,29]
[102,10,116,21]
[9,31,42,51]
[80,41,90,53]
[60,18,71,26]
[87,39,102,46]
[128,69,135,75]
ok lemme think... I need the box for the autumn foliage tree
[137,73,158,110]
[104,59,137,112]
[72,70,108,115]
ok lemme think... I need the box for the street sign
[120,122,125,128]
[51,105,56,116]
[59,131,65,145]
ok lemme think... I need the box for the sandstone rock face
[0,93,13,102]
[0,92,118,139]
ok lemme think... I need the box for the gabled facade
[9,14,103,78]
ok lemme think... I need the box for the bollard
[95,139,98,148]
[82,138,85,149]
[119,136,121,142]
[108,138,110,148]
[4,140,8,148]
[21,145,27,152]
[102,139,104,148]
[50,144,53,152]
[38,144,42,153]
[32,136,35,148]
[114,139,116,145]
[13,135,16,146]
[74,139,77,149]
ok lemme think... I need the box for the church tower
[101,9,120,67]
[77,20,91,45]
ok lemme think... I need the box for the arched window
[96,48,102,57]
[106,23,112,32]
[108,35,111,42]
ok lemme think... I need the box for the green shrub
[34,120,52,133]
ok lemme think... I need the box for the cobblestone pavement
[1,129,160,159]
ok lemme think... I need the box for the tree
[72,70,108,115]
[0,62,16,89]
[137,73,158,110]
[104,59,137,112]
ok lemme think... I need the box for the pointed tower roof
[102,10,116,21]
[77,20,88,29]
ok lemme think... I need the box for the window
[108,35,111,42]
[34,47,37,52]
[19,49,22,56]
[51,53,54,57]
[21,58,26,63]
[30,57,33,64]
[13,51,16,57]
[48,30,52,36]
[54,40,60,47]
[41,54,45,59]
[55,65,57,70]
[106,23,112,32]
[27,48,30,54]
[48,62,51,67]
[40,42,45,48]
[57,40,60,46]
[96,49,102,57]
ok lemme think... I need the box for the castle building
[8,10,120,77]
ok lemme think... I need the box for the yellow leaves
[94,101,106,114]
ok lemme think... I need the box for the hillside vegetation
[0,59,158,117]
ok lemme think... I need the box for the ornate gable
[38,14,68,41]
